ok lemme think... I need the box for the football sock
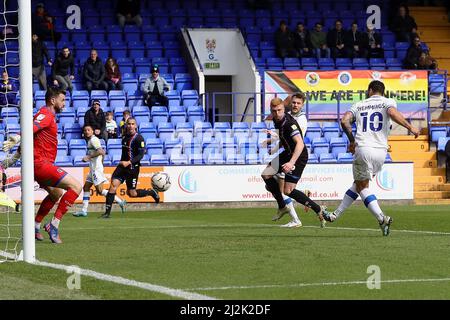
[82,191,90,212]
[283,195,300,223]
[104,192,116,215]
[263,177,286,209]
[334,183,358,219]
[101,189,123,205]
[35,222,41,230]
[287,189,321,214]
[35,195,57,223]
[54,188,79,220]
[136,189,152,197]
[51,217,60,228]
[359,188,385,223]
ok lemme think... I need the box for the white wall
[187,28,261,122]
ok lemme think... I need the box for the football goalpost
[0,0,35,263]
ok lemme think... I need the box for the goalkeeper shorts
[34,161,68,188]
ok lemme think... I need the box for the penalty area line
[184,277,450,292]
[33,260,217,300]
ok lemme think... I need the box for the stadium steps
[415,183,450,191]
[414,198,450,205]
[388,135,448,202]
[414,191,450,199]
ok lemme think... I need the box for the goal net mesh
[0,0,22,263]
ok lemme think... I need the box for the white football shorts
[86,169,107,186]
[352,147,387,181]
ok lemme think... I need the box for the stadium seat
[170,153,189,165]
[151,154,169,165]
[164,138,183,156]
[151,106,169,127]
[305,122,322,141]
[319,153,337,163]
[337,152,354,163]
[187,106,205,124]
[157,122,175,141]
[437,137,450,152]
[189,153,204,164]
[146,138,164,156]
[55,155,73,166]
[430,126,448,142]
[330,137,348,157]
[322,122,341,141]
[312,137,329,156]
[307,153,319,163]
[207,153,225,165]
[226,154,245,164]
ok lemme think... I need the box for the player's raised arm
[387,107,420,138]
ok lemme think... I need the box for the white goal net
[0,0,23,263]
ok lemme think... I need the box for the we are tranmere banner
[264,70,428,118]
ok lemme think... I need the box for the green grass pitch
[1,204,450,300]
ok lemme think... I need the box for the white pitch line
[34,260,217,300]
[184,277,450,292]
[63,223,450,236]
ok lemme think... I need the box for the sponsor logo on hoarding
[376,169,394,191]
[178,169,197,193]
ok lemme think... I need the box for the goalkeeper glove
[3,135,21,152]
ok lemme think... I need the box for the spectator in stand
[119,110,131,136]
[293,22,313,58]
[403,36,424,69]
[310,22,330,59]
[116,0,143,28]
[327,20,349,59]
[274,20,298,58]
[84,99,108,141]
[390,5,418,43]
[31,3,61,43]
[105,57,123,91]
[83,49,108,92]
[142,65,170,108]
[105,111,119,139]
[52,47,75,94]
[345,22,364,58]
[361,23,384,58]
[32,33,52,90]
[0,70,17,110]
[418,51,438,70]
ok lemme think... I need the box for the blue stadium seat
[146,138,164,156]
[164,138,183,156]
[319,153,337,163]
[369,58,386,70]
[385,153,393,163]
[169,106,187,125]
[430,126,448,142]
[181,89,199,107]
[335,58,352,69]
[170,153,189,165]
[312,137,329,156]
[330,137,348,157]
[301,57,318,69]
[318,58,335,70]
[307,153,319,163]
[55,155,73,166]
[337,152,354,163]
[385,58,403,70]
[322,122,341,141]
[226,154,245,164]
[207,153,225,165]
[305,122,322,141]
[157,122,175,141]
[176,122,194,142]
[187,106,205,124]
[189,153,204,164]
[151,154,169,165]
[437,137,450,152]
[266,57,283,70]
[151,106,169,127]
[353,58,369,69]
[183,140,202,156]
